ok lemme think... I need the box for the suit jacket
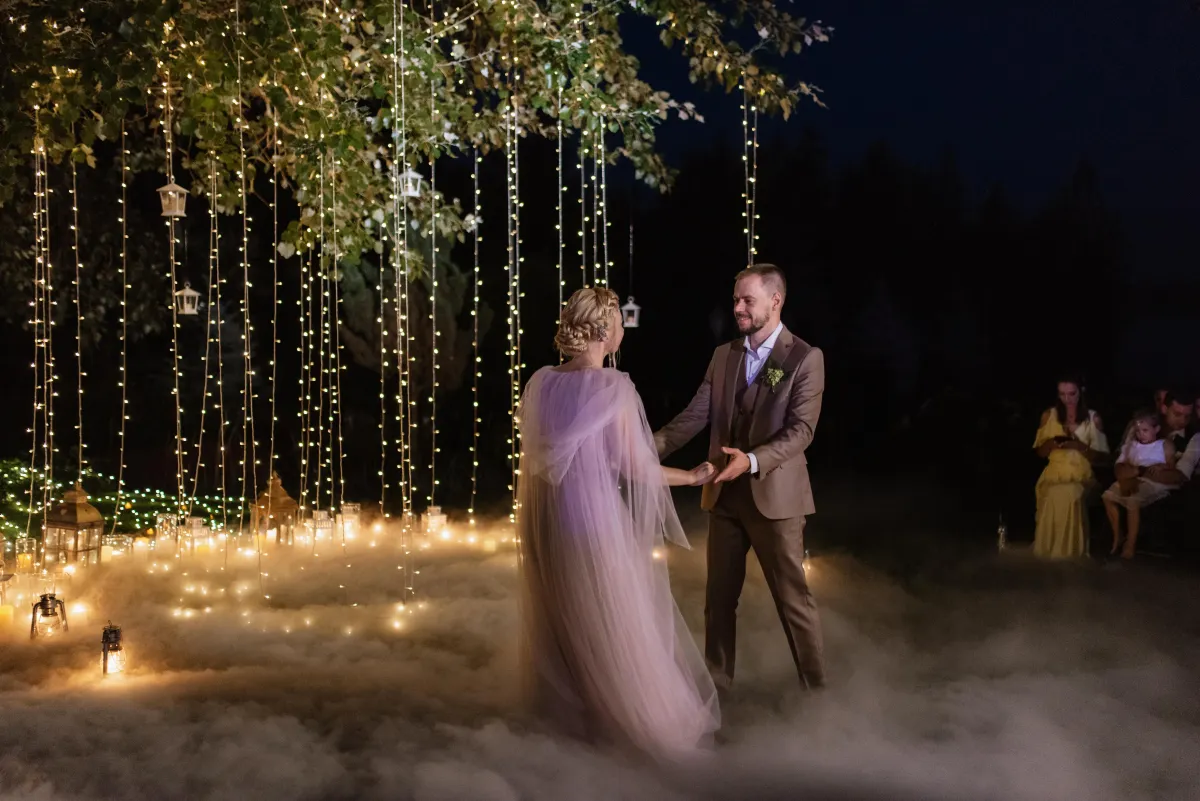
[654,326,824,519]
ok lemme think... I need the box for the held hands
[1058,438,1087,452]
[688,462,717,486]
[713,447,751,483]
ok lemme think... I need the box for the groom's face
[732,275,777,335]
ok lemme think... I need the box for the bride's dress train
[517,366,719,761]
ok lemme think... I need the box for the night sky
[629,0,1200,282]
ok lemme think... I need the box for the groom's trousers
[706,475,826,690]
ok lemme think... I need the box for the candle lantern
[174,282,201,316]
[14,535,36,574]
[338,502,361,541]
[43,484,103,569]
[425,505,448,537]
[157,181,188,217]
[313,510,333,544]
[178,517,210,557]
[621,296,641,328]
[399,168,425,198]
[30,593,68,639]
[251,472,298,546]
[101,621,126,675]
[154,512,178,553]
[100,533,133,561]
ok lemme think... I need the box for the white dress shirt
[742,322,783,475]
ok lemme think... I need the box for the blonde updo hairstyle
[555,287,620,357]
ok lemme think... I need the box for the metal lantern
[252,471,298,547]
[101,621,126,675]
[14,535,36,574]
[157,181,188,217]
[43,484,103,569]
[621,296,641,328]
[174,282,201,316]
[399,168,425,198]
[30,593,68,639]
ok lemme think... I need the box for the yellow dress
[1032,409,1110,558]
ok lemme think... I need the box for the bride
[517,287,720,761]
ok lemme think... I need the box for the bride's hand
[689,462,717,486]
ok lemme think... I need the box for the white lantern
[157,181,188,218]
[424,505,448,538]
[621,296,641,328]
[338,502,361,541]
[399,169,425,198]
[174,282,201,316]
[313,510,333,543]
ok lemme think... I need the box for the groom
[655,263,826,691]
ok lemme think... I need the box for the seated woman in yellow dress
[1032,377,1110,558]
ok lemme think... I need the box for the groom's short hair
[736,263,787,302]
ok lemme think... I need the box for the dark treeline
[0,128,1164,537]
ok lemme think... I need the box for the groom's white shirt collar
[743,321,784,359]
[741,322,783,477]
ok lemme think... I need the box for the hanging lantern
[30,593,68,639]
[399,168,425,198]
[621,296,641,328]
[174,282,201,316]
[252,472,298,547]
[43,484,103,570]
[101,621,127,675]
[14,535,36,574]
[157,181,188,218]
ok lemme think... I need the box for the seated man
[1121,390,1200,558]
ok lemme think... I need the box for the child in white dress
[1102,410,1176,559]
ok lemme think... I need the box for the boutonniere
[762,360,787,392]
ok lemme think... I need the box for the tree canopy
[1,0,829,274]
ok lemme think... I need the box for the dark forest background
[0,127,1188,544]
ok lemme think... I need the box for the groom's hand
[713,447,750,483]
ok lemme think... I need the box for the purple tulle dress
[517,366,719,761]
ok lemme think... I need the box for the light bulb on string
[557,83,565,313]
[69,146,85,485]
[469,146,481,524]
[108,125,130,537]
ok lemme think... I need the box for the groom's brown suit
[655,326,826,690]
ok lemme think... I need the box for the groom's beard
[735,312,769,335]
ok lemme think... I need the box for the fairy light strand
[557,84,565,311]
[578,127,588,287]
[26,130,48,535]
[599,115,612,288]
[164,70,186,522]
[590,122,600,286]
[187,163,218,514]
[469,148,480,523]
[109,126,130,534]
[70,150,85,483]
[232,0,262,594]
[428,0,439,511]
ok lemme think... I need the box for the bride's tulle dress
[516,366,720,761]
